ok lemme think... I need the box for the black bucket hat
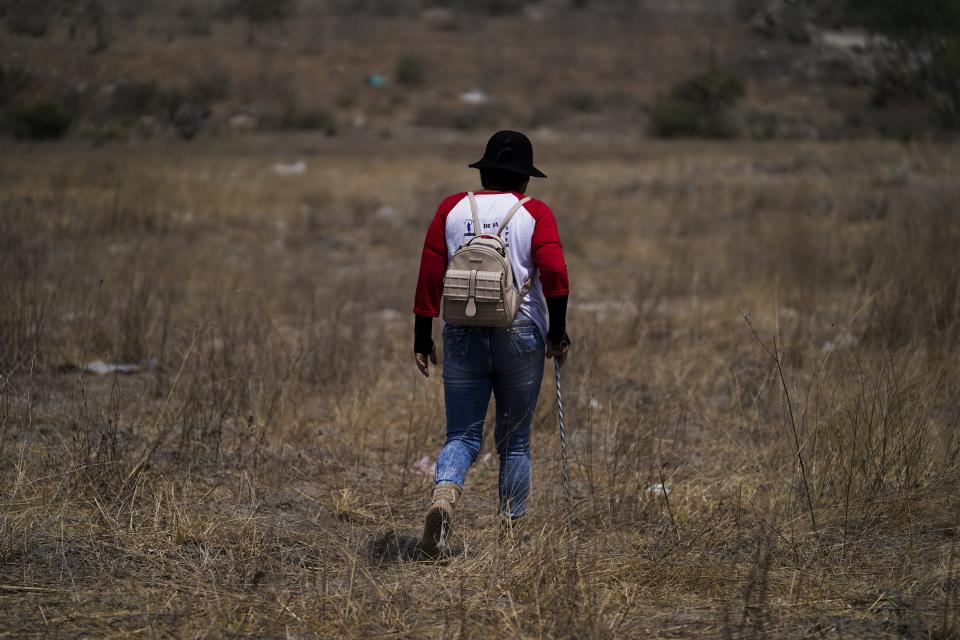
[468,130,547,178]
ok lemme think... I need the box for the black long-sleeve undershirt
[414,315,434,357]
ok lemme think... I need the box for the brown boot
[420,483,461,558]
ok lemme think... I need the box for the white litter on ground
[271,161,307,176]
[460,88,492,105]
[647,482,670,497]
[83,359,158,375]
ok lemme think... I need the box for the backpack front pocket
[442,270,472,301]
[473,271,503,301]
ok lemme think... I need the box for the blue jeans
[434,316,545,518]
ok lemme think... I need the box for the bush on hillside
[556,90,599,113]
[223,0,295,26]
[467,0,524,16]
[528,90,603,127]
[395,56,426,87]
[0,64,30,106]
[108,81,164,117]
[4,101,72,140]
[189,69,231,104]
[414,104,499,130]
[651,97,730,138]
[79,120,129,146]
[5,0,54,37]
[277,108,337,135]
[928,39,960,128]
[422,0,530,16]
[222,0,296,43]
[178,5,214,37]
[850,0,960,129]
[83,0,113,54]
[672,68,745,113]
[103,75,226,139]
[734,0,765,20]
[650,69,745,138]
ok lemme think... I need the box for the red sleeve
[527,199,570,297]
[413,193,464,316]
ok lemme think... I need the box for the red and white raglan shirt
[414,191,569,349]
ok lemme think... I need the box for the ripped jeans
[434,315,545,519]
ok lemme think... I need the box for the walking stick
[555,358,574,516]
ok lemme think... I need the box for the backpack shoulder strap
[467,192,480,237]
[496,196,532,237]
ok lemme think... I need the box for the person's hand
[546,333,571,367]
[415,344,438,378]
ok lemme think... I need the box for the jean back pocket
[509,324,543,356]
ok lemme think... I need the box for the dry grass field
[1,133,959,638]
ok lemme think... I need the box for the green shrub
[395,56,426,87]
[734,0,766,20]
[108,81,163,116]
[5,0,54,37]
[282,109,337,135]
[672,69,745,113]
[189,70,231,104]
[468,0,523,16]
[179,5,214,37]
[650,69,745,138]
[81,0,112,54]
[528,102,567,127]
[850,0,960,130]
[414,104,498,130]
[79,120,129,146]
[263,108,336,135]
[423,0,528,16]
[928,38,960,128]
[224,0,296,25]
[651,98,711,138]
[557,90,598,113]
[0,64,30,106]
[172,102,208,140]
[4,101,72,140]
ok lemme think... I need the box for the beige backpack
[442,192,532,327]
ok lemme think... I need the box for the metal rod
[556,359,573,515]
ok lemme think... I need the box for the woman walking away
[413,130,571,557]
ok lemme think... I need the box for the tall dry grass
[0,137,958,638]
